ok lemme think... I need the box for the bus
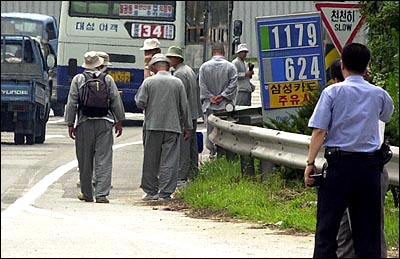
[56,1,235,114]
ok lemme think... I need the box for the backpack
[79,72,110,117]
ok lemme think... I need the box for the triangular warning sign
[315,2,366,53]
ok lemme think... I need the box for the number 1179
[271,23,317,48]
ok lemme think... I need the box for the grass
[177,157,399,250]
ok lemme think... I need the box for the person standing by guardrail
[232,43,255,106]
[166,46,203,187]
[199,43,238,158]
[329,59,390,258]
[304,43,394,258]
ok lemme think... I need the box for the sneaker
[96,196,110,203]
[158,196,172,201]
[78,193,93,202]
[142,193,159,201]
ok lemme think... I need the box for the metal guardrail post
[237,115,255,177]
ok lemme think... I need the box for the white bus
[56,1,234,114]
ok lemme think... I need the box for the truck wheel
[26,134,34,145]
[14,133,25,145]
[35,120,46,144]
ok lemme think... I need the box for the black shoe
[78,193,94,202]
[96,196,110,203]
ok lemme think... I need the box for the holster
[324,147,340,166]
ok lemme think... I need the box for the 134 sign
[125,22,175,40]
[256,12,326,109]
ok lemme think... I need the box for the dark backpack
[79,72,110,117]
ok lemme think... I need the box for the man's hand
[246,70,254,77]
[214,95,224,104]
[68,125,75,140]
[115,121,123,137]
[304,165,317,187]
[144,54,153,65]
[183,129,190,141]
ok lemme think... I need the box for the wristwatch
[144,65,149,70]
[306,160,315,166]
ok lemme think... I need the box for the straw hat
[148,53,171,66]
[96,51,112,66]
[166,46,184,60]
[236,43,249,54]
[82,51,104,69]
[140,38,161,51]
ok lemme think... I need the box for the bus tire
[14,133,25,145]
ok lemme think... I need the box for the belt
[325,147,377,157]
[339,150,376,157]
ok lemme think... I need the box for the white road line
[1,141,141,225]
[45,135,66,139]
[47,118,65,124]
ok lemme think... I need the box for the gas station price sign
[256,12,325,109]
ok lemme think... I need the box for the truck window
[46,22,57,40]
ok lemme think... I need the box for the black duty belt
[340,150,376,157]
[325,147,377,157]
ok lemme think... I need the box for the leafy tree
[360,1,399,146]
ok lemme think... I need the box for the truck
[1,35,55,145]
[1,12,64,116]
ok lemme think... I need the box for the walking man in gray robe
[135,54,192,201]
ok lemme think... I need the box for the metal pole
[202,1,210,63]
[227,1,234,61]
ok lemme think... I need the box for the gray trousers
[141,130,180,198]
[178,120,199,181]
[336,167,389,258]
[235,91,251,106]
[75,119,114,199]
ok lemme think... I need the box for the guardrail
[207,113,399,186]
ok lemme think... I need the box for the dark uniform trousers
[314,153,382,258]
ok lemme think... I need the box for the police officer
[304,43,394,258]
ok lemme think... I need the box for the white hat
[96,51,112,66]
[82,51,104,69]
[166,46,184,60]
[148,53,171,66]
[236,43,249,54]
[140,38,161,51]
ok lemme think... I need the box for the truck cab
[1,35,55,144]
[1,12,63,116]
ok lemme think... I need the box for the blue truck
[1,35,55,144]
[1,12,63,116]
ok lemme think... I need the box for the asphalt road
[1,68,322,258]
[0,108,319,258]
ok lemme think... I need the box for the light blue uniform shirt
[308,75,393,152]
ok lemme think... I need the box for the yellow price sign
[108,71,131,83]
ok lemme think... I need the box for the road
[0,106,319,258]
[1,68,321,258]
